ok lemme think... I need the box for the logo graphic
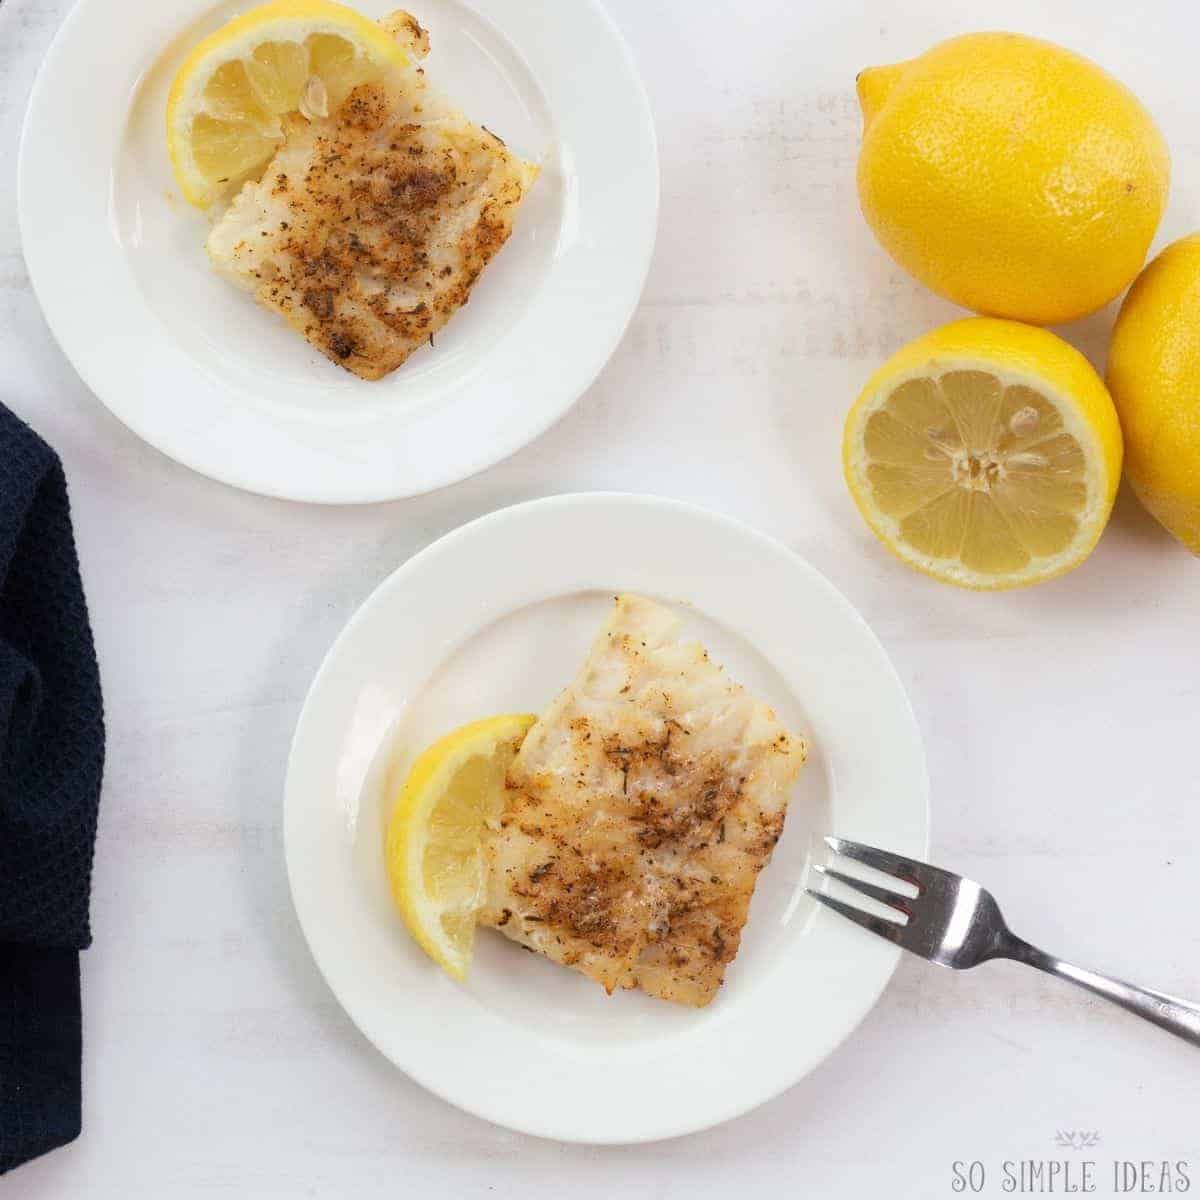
[1054,1131,1101,1150]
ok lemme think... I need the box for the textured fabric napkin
[0,404,104,1175]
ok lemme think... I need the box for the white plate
[18,0,657,503]
[284,494,930,1143]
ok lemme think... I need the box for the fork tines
[806,835,929,945]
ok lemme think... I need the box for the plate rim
[283,491,931,1143]
[17,0,660,504]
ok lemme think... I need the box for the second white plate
[19,0,657,502]
[284,494,930,1142]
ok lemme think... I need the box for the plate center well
[352,590,831,1047]
[112,0,564,423]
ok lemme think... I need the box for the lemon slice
[166,0,408,207]
[385,714,535,981]
[843,318,1123,589]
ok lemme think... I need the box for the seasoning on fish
[480,594,807,1007]
[206,12,538,380]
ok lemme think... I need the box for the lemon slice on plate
[843,318,1123,589]
[385,713,535,981]
[166,0,409,207]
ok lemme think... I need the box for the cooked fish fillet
[480,594,808,1007]
[206,14,538,380]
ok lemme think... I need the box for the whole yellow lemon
[857,33,1170,325]
[1106,233,1200,553]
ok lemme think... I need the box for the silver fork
[808,836,1200,1047]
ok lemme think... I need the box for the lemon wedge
[166,0,408,207]
[385,714,535,981]
[843,318,1123,589]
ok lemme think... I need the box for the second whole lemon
[856,33,1170,325]
[1106,233,1200,553]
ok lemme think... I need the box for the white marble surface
[3,0,1199,1194]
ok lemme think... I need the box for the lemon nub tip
[855,62,906,124]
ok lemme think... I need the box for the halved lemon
[385,714,535,981]
[166,0,408,207]
[843,318,1123,589]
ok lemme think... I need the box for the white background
[3,0,1199,1195]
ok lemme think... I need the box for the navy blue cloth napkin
[0,404,104,1175]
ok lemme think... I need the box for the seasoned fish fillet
[480,595,808,1007]
[206,14,538,380]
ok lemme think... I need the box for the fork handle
[1003,936,1200,1048]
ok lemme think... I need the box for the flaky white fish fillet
[206,14,538,380]
[480,594,808,1007]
